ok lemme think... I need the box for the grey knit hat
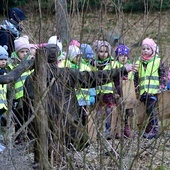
[0,45,8,60]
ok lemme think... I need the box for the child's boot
[143,116,159,139]
[124,124,132,138]
[124,109,133,138]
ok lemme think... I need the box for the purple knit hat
[115,45,130,57]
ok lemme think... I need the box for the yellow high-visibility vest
[0,83,7,110]
[136,57,160,95]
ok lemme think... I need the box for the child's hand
[125,64,138,73]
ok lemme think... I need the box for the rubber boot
[143,125,159,139]
[143,116,159,139]
[124,109,133,138]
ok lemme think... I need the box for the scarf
[141,52,155,63]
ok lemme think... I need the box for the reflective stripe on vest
[75,88,90,101]
[136,57,160,95]
[0,84,7,110]
[96,60,116,94]
[71,62,91,103]
[15,71,32,99]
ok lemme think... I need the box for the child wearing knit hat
[0,45,9,128]
[7,35,33,144]
[68,45,82,64]
[12,35,30,62]
[113,44,135,138]
[134,37,166,139]
[91,40,117,140]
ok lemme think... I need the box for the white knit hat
[14,35,30,53]
[68,45,82,61]
[48,36,63,52]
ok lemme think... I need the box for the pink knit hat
[69,40,80,48]
[14,35,30,53]
[142,38,156,52]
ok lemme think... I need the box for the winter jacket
[0,19,21,56]
[24,64,128,120]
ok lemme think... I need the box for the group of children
[0,25,168,147]
[0,7,168,145]
[42,36,167,140]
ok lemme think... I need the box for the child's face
[118,55,128,64]
[72,54,82,64]
[142,44,153,56]
[0,59,7,68]
[98,46,109,60]
[17,48,30,60]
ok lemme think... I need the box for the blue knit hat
[80,44,94,59]
[0,45,8,60]
[8,7,26,23]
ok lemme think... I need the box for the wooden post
[34,49,49,169]
[110,105,121,137]
[121,80,144,131]
[158,91,170,129]
[122,80,137,109]
[87,109,97,141]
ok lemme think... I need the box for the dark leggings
[140,95,158,126]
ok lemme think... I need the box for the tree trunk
[55,0,70,44]
[34,49,49,170]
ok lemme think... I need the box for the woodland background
[0,0,170,170]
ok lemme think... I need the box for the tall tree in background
[55,0,70,44]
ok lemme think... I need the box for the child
[114,44,134,138]
[134,38,166,139]
[91,40,116,139]
[67,44,92,125]
[0,45,8,127]
[8,35,33,144]
[0,45,8,152]
[29,44,38,59]
[80,43,96,106]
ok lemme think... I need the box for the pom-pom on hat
[0,45,8,60]
[115,45,130,57]
[14,35,30,53]
[80,44,94,59]
[69,40,80,48]
[8,7,26,23]
[68,45,82,61]
[142,38,156,53]
[48,36,63,52]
